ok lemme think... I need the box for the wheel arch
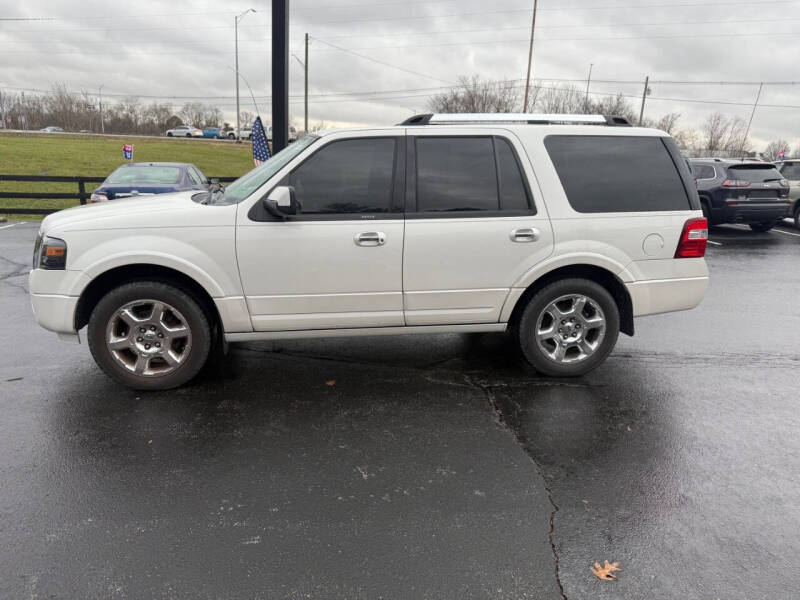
[75,264,222,333]
[508,264,634,336]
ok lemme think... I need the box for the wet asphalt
[0,220,798,599]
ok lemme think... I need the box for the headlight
[36,236,67,270]
[90,192,108,203]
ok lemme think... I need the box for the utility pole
[272,0,289,153]
[304,32,309,135]
[638,76,650,126]
[234,9,256,143]
[584,63,593,111]
[740,82,763,159]
[522,0,538,113]
[98,85,104,134]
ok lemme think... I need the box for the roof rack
[397,113,632,127]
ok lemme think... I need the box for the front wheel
[749,221,775,233]
[794,206,800,230]
[87,281,212,390]
[166,132,173,137]
[517,278,620,377]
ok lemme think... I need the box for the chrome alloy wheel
[105,299,192,376]
[535,294,606,364]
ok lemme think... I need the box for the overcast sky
[1,0,798,148]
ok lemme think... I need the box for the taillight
[722,180,750,188]
[675,218,708,259]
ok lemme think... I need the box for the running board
[225,323,507,342]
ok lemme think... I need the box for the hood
[41,191,205,234]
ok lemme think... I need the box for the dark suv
[689,159,790,232]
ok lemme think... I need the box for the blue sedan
[89,162,211,202]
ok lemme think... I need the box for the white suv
[29,113,709,390]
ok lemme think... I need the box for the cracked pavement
[1,220,799,599]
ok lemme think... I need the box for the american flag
[252,116,271,166]
[778,148,787,160]
[122,144,133,160]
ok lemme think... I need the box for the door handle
[354,231,386,247]
[510,227,540,243]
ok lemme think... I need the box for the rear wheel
[166,132,173,137]
[794,206,800,230]
[517,278,620,377]
[185,133,192,138]
[749,221,775,233]
[87,281,212,390]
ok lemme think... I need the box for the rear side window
[544,135,691,213]
[692,164,716,180]
[288,138,396,214]
[415,136,532,213]
[779,163,800,179]
[727,165,783,183]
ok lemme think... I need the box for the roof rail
[397,113,633,127]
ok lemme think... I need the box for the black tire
[794,206,800,230]
[166,132,173,137]
[185,133,192,138]
[228,132,235,139]
[87,281,212,390]
[700,200,713,225]
[749,221,775,233]
[517,278,620,378]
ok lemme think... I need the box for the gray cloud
[1,0,799,148]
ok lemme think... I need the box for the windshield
[727,165,783,183]
[222,135,318,204]
[106,166,182,185]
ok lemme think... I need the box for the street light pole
[585,63,593,110]
[304,32,308,135]
[234,9,256,143]
[98,85,104,134]
[638,76,650,126]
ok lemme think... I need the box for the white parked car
[30,113,709,390]
[165,125,203,137]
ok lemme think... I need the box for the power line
[309,36,454,84]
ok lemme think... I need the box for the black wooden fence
[0,174,239,215]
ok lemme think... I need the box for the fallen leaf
[325,380,336,386]
[591,560,621,581]
[147,440,153,444]
[582,499,589,504]
[626,425,632,432]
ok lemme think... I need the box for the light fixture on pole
[235,8,257,142]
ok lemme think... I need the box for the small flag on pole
[251,116,271,166]
[778,148,787,160]
[123,144,133,160]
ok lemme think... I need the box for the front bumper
[30,292,79,334]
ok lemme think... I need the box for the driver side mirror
[262,185,299,220]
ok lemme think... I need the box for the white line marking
[772,228,800,238]
[707,240,722,246]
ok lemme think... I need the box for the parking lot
[1,219,798,599]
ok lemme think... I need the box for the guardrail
[0,174,238,215]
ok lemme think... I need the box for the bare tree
[428,75,520,113]
[655,113,681,135]
[762,140,792,161]
[702,113,731,154]
[535,84,584,114]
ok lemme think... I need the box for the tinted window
[727,165,783,183]
[496,137,532,211]
[691,164,715,179]
[545,135,690,212]
[289,138,396,213]
[779,163,800,179]
[417,137,498,211]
